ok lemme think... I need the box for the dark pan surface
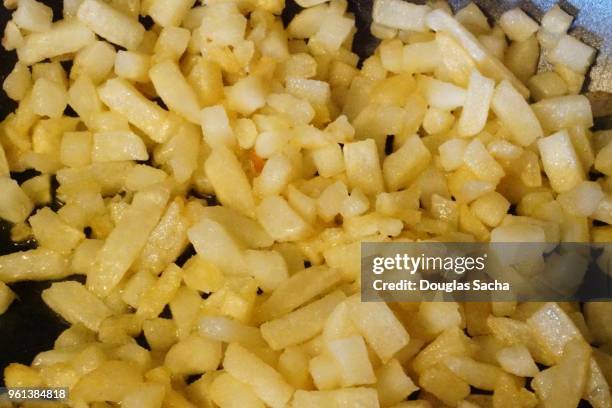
[0,0,610,390]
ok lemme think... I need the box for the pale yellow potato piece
[256,196,313,242]
[17,19,95,65]
[0,176,34,223]
[143,318,178,351]
[383,134,431,192]
[292,388,379,408]
[150,60,201,124]
[92,130,149,162]
[87,185,169,297]
[491,79,543,146]
[327,335,376,387]
[419,364,470,406]
[526,302,584,361]
[98,78,175,143]
[60,131,93,168]
[257,266,342,322]
[346,295,410,363]
[147,0,195,27]
[210,372,265,408]
[204,146,255,217]
[375,358,419,406]
[122,382,166,408]
[426,9,529,97]
[458,69,494,137]
[188,218,247,276]
[136,263,183,318]
[261,290,346,350]
[77,0,144,50]
[343,139,385,195]
[29,207,84,255]
[164,334,222,375]
[444,356,505,391]
[223,343,294,408]
[133,198,188,274]
[72,360,143,403]
[200,316,266,347]
[42,281,112,331]
[531,94,594,132]
[537,130,585,193]
[0,281,16,315]
[496,345,539,377]
[0,248,69,283]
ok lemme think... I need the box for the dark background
[0,0,610,392]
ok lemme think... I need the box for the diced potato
[527,71,568,101]
[375,358,418,406]
[17,20,93,65]
[225,75,267,116]
[31,78,67,118]
[526,302,583,360]
[199,2,246,47]
[311,13,354,53]
[154,26,190,60]
[419,364,470,406]
[60,131,92,168]
[532,94,593,132]
[13,0,52,33]
[542,5,573,34]
[311,144,345,178]
[2,20,23,51]
[42,281,112,331]
[77,0,144,50]
[3,62,32,101]
[122,382,166,408]
[29,207,84,254]
[204,146,256,216]
[223,343,294,408]
[0,176,34,223]
[197,205,273,249]
[72,360,143,403]
[142,318,177,351]
[372,0,430,32]
[257,266,341,322]
[435,32,475,87]
[0,248,69,283]
[0,281,16,315]
[538,130,585,193]
[423,107,455,135]
[383,134,431,192]
[532,339,591,408]
[444,356,505,391]
[114,50,151,83]
[496,345,539,377]
[439,139,469,172]
[147,0,195,27]
[491,80,543,146]
[188,218,246,276]
[87,186,169,296]
[327,335,376,387]
[256,196,313,242]
[164,334,222,375]
[595,141,612,176]
[293,387,380,408]
[505,34,540,84]
[261,290,345,350]
[150,61,200,124]
[200,105,235,149]
[557,181,604,217]
[245,249,289,292]
[426,9,529,97]
[549,34,596,74]
[403,41,440,74]
[98,78,175,143]
[499,8,539,42]
[458,69,495,137]
[420,76,466,110]
[199,316,265,348]
[463,139,505,183]
[254,153,294,197]
[92,131,149,162]
[470,191,510,227]
[72,40,116,85]
[210,372,265,408]
[346,296,409,363]
[136,263,183,318]
[455,3,490,35]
